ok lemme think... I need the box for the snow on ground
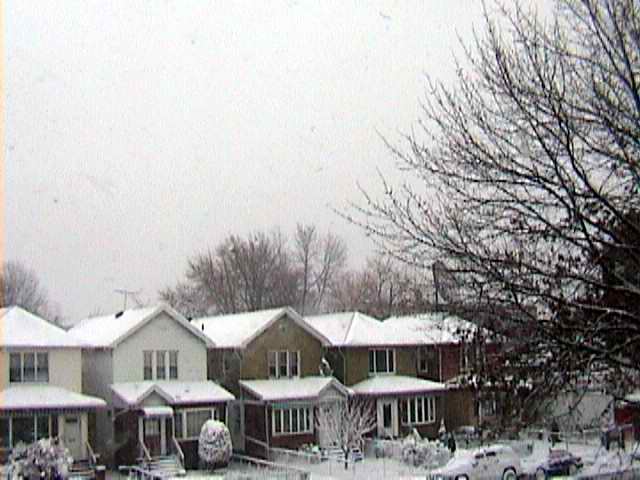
[102,439,640,480]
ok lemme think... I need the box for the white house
[0,307,106,463]
[69,304,234,468]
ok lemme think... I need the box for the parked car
[428,444,521,480]
[523,449,583,479]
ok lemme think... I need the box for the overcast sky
[5,1,550,322]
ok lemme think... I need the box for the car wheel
[502,468,518,480]
[535,468,547,480]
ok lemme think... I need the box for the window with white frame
[368,349,395,375]
[267,351,300,378]
[9,352,49,383]
[174,407,220,440]
[143,350,178,380]
[0,415,52,448]
[272,406,312,436]
[401,396,436,425]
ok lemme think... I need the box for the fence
[225,454,310,480]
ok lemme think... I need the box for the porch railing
[170,437,185,469]
[85,440,98,467]
[138,440,151,463]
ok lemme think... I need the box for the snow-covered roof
[193,306,330,349]
[142,406,174,418]
[110,380,235,407]
[0,306,84,348]
[350,375,447,396]
[384,312,477,345]
[304,311,473,347]
[239,376,349,402]
[625,391,640,403]
[0,385,106,411]
[70,303,213,348]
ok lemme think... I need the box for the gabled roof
[193,306,330,349]
[239,376,349,402]
[70,303,214,348]
[304,311,427,347]
[350,375,447,396]
[0,306,84,348]
[384,312,477,345]
[0,385,106,410]
[110,380,235,407]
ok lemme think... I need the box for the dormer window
[369,349,395,375]
[268,350,300,378]
[9,352,49,383]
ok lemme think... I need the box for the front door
[63,416,82,460]
[144,418,162,457]
[377,398,398,438]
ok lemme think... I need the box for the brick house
[194,307,349,457]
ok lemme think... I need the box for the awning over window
[142,406,174,418]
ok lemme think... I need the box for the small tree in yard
[315,398,376,469]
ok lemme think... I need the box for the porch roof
[142,406,174,418]
[0,385,107,411]
[239,376,348,402]
[110,380,235,408]
[350,375,447,397]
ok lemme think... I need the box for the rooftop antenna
[114,288,142,310]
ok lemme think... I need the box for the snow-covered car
[524,449,583,479]
[428,444,521,480]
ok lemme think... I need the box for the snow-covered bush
[198,420,232,470]
[400,431,451,469]
[9,437,73,479]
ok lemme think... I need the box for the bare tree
[161,226,346,315]
[315,398,376,469]
[295,224,347,314]
[349,0,640,412]
[329,254,432,318]
[0,261,52,318]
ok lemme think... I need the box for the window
[267,351,300,378]
[9,352,49,383]
[460,343,472,372]
[143,351,153,380]
[36,416,50,440]
[0,418,10,448]
[401,396,436,425]
[143,350,178,380]
[368,349,395,375]
[272,406,312,436]
[36,353,49,382]
[169,351,178,379]
[173,408,220,439]
[186,410,212,438]
[156,351,166,380]
[418,347,438,377]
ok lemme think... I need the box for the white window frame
[9,352,49,383]
[271,406,313,436]
[267,350,300,379]
[368,348,396,375]
[143,350,178,380]
[401,396,436,425]
[174,407,220,440]
[1,415,52,448]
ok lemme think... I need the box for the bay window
[401,396,436,425]
[272,406,312,435]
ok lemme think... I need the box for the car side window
[486,451,497,458]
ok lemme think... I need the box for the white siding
[112,312,207,383]
[0,348,82,392]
